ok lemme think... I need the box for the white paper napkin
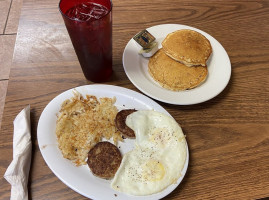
[4,105,32,200]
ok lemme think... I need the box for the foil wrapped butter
[133,30,158,57]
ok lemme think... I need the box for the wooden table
[1,0,269,199]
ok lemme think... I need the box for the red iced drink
[59,0,112,82]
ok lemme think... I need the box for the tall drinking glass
[59,0,112,82]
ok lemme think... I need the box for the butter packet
[133,30,158,57]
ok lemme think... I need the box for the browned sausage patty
[87,142,122,179]
[115,109,137,138]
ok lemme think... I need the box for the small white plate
[37,84,189,200]
[123,24,231,105]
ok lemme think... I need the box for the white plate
[37,84,189,200]
[123,24,231,105]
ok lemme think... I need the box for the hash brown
[55,92,122,166]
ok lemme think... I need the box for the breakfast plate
[123,24,231,105]
[37,84,189,200]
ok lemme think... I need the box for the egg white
[111,110,187,196]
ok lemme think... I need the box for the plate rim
[37,84,189,200]
[122,23,231,105]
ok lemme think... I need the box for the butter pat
[139,42,158,57]
[133,30,158,57]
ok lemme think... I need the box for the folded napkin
[4,105,32,200]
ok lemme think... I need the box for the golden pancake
[162,29,212,66]
[148,49,208,91]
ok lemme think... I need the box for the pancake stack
[148,29,212,91]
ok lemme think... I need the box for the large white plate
[123,24,231,105]
[37,84,189,200]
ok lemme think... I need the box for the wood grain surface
[0,0,269,199]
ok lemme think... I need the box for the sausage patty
[87,142,122,179]
[115,109,137,138]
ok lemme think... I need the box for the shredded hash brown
[55,91,122,166]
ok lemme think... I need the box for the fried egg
[111,110,187,196]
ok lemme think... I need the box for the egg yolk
[142,160,165,182]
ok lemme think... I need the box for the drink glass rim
[59,0,113,22]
